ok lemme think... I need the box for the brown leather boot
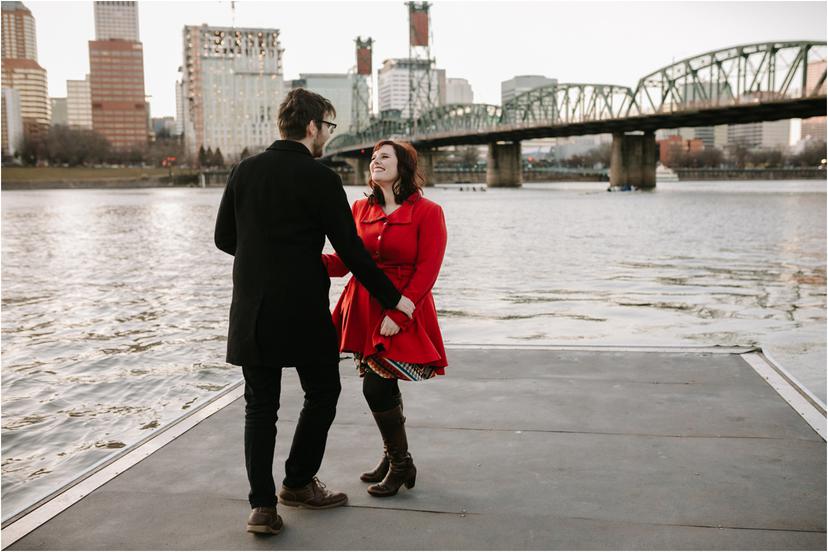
[360,452,390,483]
[367,405,416,497]
[360,393,403,483]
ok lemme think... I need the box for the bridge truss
[325,41,827,156]
[629,41,827,115]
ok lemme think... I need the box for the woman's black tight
[362,369,401,412]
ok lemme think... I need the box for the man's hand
[380,315,401,336]
[395,295,415,319]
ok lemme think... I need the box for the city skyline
[23,0,828,120]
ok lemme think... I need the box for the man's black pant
[242,362,341,508]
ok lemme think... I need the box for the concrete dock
[3,346,825,550]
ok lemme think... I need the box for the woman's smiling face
[370,144,399,184]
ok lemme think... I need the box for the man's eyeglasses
[319,120,337,133]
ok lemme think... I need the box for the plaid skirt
[353,352,438,381]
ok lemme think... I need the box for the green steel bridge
[324,41,827,171]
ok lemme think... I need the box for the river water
[2,180,825,519]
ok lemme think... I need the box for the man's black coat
[214,140,401,367]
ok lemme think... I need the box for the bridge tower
[351,37,373,134]
[406,1,435,128]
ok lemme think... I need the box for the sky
[27,0,828,119]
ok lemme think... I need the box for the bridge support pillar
[345,157,370,187]
[418,149,435,187]
[609,131,656,189]
[487,142,522,188]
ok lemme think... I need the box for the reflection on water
[2,181,825,519]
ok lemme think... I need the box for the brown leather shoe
[278,477,348,509]
[246,506,283,534]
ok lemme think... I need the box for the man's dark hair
[277,88,336,140]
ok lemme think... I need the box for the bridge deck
[3,347,825,550]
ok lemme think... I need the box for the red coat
[323,193,448,372]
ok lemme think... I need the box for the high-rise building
[1,87,23,156]
[94,1,139,41]
[181,25,285,159]
[290,74,353,134]
[801,117,826,142]
[89,39,148,150]
[1,1,49,143]
[67,76,92,129]
[655,124,731,150]
[377,58,443,119]
[446,78,473,104]
[1,58,48,135]
[806,59,826,96]
[2,0,37,60]
[501,75,557,105]
[693,126,715,148]
[89,1,147,151]
[801,60,826,144]
[50,97,67,125]
[728,119,792,150]
[151,116,178,137]
[175,79,185,136]
[713,124,728,149]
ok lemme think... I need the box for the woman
[322,140,448,497]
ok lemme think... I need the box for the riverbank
[674,167,826,180]
[3,166,824,190]
[0,167,200,189]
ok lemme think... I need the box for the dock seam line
[444,343,759,354]
[347,504,479,516]
[323,421,818,442]
[424,426,811,440]
[564,516,825,534]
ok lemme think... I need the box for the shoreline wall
[2,167,824,190]
[2,179,184,190]
[673,168,826,181]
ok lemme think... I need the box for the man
[215,88,414,535]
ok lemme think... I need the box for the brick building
[88,1,147,151]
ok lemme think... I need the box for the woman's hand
[395,295,415,318]
[379,315,401,336]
